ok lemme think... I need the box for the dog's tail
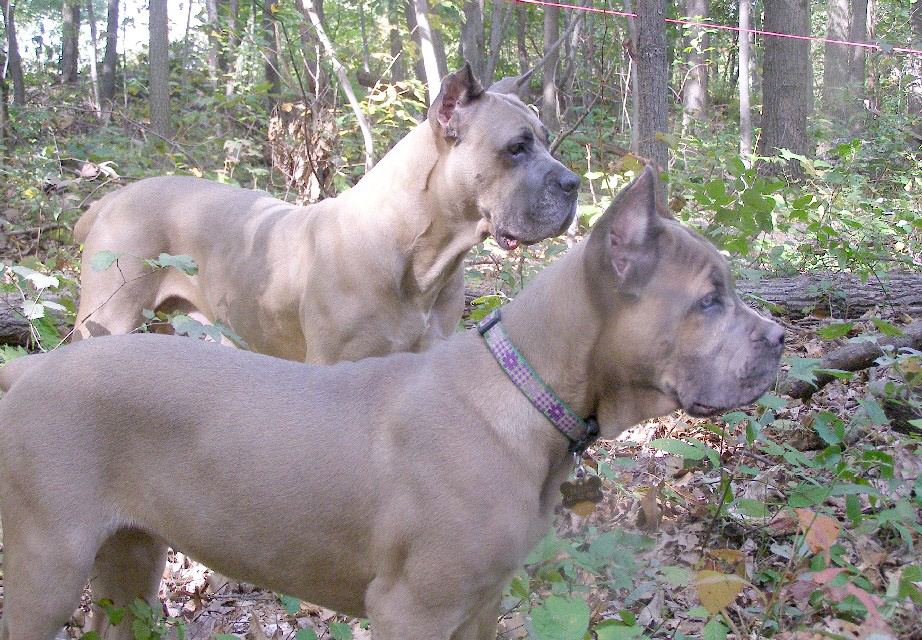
[0,353,46,393]
[73,189,119,243]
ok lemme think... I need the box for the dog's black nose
[558,171,580,195]
[763,324,785,349]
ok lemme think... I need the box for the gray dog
[0,166,782,640]
[73,64,579,363]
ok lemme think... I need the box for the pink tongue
[500,234,519,250]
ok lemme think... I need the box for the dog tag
[560,475,603,516]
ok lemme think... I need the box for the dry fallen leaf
[694,569,751,614]
[638,481,664,530]
[795,508,840,558]
[699,548,746,578]
[246,611,270,640]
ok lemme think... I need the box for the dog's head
[583,165,783,436]
[428,64,580,250]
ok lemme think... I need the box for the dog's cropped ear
[487,68,534,100]
[587,164,664,292]
[429,63,484,138]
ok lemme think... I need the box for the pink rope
[512,0,922,56]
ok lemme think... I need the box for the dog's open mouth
[497,233,520,251]
[687,402,720,417]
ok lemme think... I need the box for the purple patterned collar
[477,309,599,455]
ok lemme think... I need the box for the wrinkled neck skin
[342,122,490,300]
[497,239,676,457]
[496,242,600,459]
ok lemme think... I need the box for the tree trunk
[300,0,375,171]
[359,0,371,73]
[224,0,240,98]
[822,0,849,121]
[61,0,81,83]
[846,0,867,132]
[636,0,669,169]
[0,50,9,153]
[1,0,26,105]
[260,1,281,111]
[757,0,810,178]
[410,0,444,103]
[681,0,708,130]
[623,0,640,153]
[85,0,101,114]
[517,2,528,75]
[388,0,404,82]
[542,6,559,131]
[739,0,752,162]
[461,0,485,81]
[204,0,222,90]
[908,0,922,121]
[149,0,172,139]
[484,0,510,86]
[100,0,119,115]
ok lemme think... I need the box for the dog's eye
[506,141,528,157]
[699,292,723,312]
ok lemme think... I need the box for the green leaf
[531,594,590,640]
[10,265,59,289]
[735,498,770,518]
[647,438,709,461]
[725,156,746,178]
[702,617,728,640]
[858,398,889,425]
[845,494,862,524]
[789,484,827,507]
[828,482,882,498]
[756,393,786,411]
[90,250,122,272]
[783,357,823,385]
[20,300,45,320]
[812,411,843,445]
[295,630,319,640]
[329,622,353,639]
[213,636,239,640]
[279,594,301,616]
[594,623,646,639]
[816,322,853,340]
[42,300,67,312]
[659,565,693,586]
[509,573,530,599]
[871,318,904,337]
[152,253,199,276]
[169,314,208,338]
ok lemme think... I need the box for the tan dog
[0,167,783,640]
[72,65,580,363]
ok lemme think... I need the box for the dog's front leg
[365,574,466,640]
[449,594,502,640]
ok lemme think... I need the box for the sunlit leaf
[695,570,750,614]
[531,594,590,640]
[90,250,122,272]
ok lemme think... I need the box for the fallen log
[778,320,922,400]
[0,291,69,348]
[735,271,922,320]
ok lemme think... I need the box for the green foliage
[1,260,77,352]
[83,598,186,639]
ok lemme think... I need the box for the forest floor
[0,165,919,640]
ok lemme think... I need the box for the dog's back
[0,352,47,393]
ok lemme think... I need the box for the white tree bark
[301,0,376,171]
